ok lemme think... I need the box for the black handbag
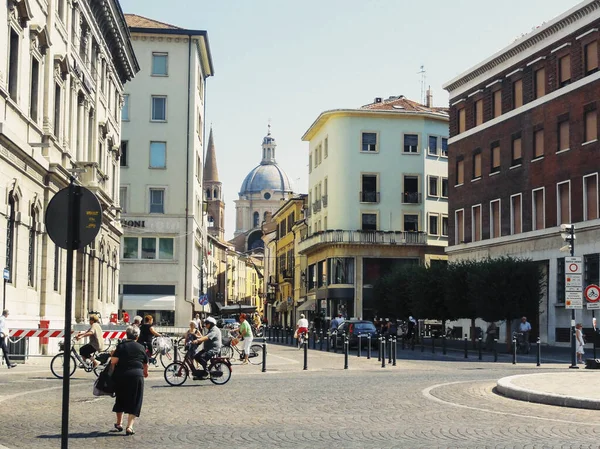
[93,364,115,397]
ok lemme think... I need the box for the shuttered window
[535,68,545,99]
[458,108,466,133]
[585,41,598,74]
[533,189,544,230]
[472,205,481,242]
[585,109,597,142]
[455,210,464,244]
[511,195,522,234]
[473,152,482,178]
[490,200,501,238]
[558,121,570,151]
[513,79,523,108]
[511,137,522,165]
[456,160,464,185]
[558,182,570,225]
[493,90,502,118]
[585,175,598,220]
[534,129,544,158]
[559,55,571,87]
[475,99,483,126]
[491,144,500,173]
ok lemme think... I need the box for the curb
[496,373,600,410]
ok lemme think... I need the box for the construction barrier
[9,329,127,340]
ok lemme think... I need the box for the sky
[121,0,581,240]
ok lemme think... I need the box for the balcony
[298,229,427,253]
[322,195,328,207]
[402,192,422,204]
[313,199,322,213]
[360,191,380,203]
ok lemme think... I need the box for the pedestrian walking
[193,313,201,330]
[0,309,16,368]
[75,314,104,367]
[576,323,585,364]
[238,313,253,364]
[485,321,498,350]
[111,325,149,436]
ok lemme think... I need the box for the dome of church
[240,163,293,194]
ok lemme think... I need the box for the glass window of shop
[328,258,354,285]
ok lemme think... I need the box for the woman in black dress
[110,325,148,436]
[139,314,162,363]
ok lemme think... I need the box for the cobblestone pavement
[1,344,599,449]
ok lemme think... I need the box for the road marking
[422,380,600,425]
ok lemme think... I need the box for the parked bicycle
[164,347,232,386]
[219,335,263,365]
[50,338,108,379]
[252,324,263,337]
[147,335,177,368]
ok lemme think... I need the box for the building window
[559,55,571,87]
[455,209,464,243]
[428,136,438,155]
[491,143,500,173]
[149,188,165,214]
[53,245,60,292]
[159,238,174,259]
[511,136,522,166]
[441,178,448,198]
[441,138,448,157]
[585,254,600,288]
[324,137,328,158]
[428,176,439,197]
[123,237,174,260]
[458,108,466,133]
[428,214,439,236]
[510,194,522,234]
[361,174,379,203]
[474,99,483,126]
[493,90,502,118]
[403,134,419,153]
[122,94,129,120]
[150,141,166,168]
[490,200,501,238]
[8,28,19,101]
[119,187,128,214]
[361,132,377,152]
[585,108,598,143]
[584,174,599,220]
[308,153,312,173]
[151,96,167,121]
[5,193,16,283]
[328,258,354,285]
[472,150,482,179]
[404,214,419,232]
[361,213,377,231]
[28,207,37,287]
[29,58,40,122]
[120,141,128,167]
[253,211,259,228]
[456,159,464,185]
[585,41,598,75]
[557,257,565,304]
[533,129,544,159]
[152,53,168,76]
[532,188,545,231]
[534,68,545,99]
[558,119,570,151]
[512,79,523,109]
[54,83,61,138]
[402,175,420,203]
[557,181,570,225]
[441,216,448,237]
[472,205,481,242]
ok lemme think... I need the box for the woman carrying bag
[110,325,148,436]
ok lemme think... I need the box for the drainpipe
[183,35,193,314]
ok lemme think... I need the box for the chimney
[374,97,382,104]
[426,86,433,108]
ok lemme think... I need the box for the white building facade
[119,15,213,326]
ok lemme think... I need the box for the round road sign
[585,284,600,303]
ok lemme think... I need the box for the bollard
[367,334,372,359]
[344,336,349,370]
[493,338,498,362]
[276,326,280,343]
[512,335,517,364]
[320,330,324,351]
[392,336,397,366]
[536,337,541,367]
[377,337,382,361]
[381,336,386,368]
[432,335,435,354]
[357,334,362,358]
[388,336,393,364]
[312,329,317,350]
[303,340,308,370]
[464,335,468,359]
[421,332,425,352]
[326,330,330,352]
[442,335,447,355]
[334,332,338,353]
[262,341,267,373]
[478,337,482,361]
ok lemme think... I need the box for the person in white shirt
[296,314,309,339]
[518,316,532,353]
[0,309,16,368]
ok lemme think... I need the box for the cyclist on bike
[139,315,162,364]
[191,317,222,380]
[238,313,253,365]
[296,314,309,342]
[75,314,104,367]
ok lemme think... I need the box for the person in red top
[122,311,130,324]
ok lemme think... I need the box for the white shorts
[243,336,253,353]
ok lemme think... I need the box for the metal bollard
[277,326,280,343]
[367,334,372,359]
[432,335,435,354]
[262,341,267,373]
[442,335,447,355]
[478,337,482,361]
[357,334,362,358]
[381,336,386,368]
[421,332,425,352]
[303,340,308,370]
[334,332,338,353]
[392,336,397,366]
[388,336,392,364]
[536,337,541,367]
[512,335,517,364]
[493,338,498,362]
[377,337,382,361]
[464,335,468,359]
[312,329,317,350]
[326,330,330,352]
[320,330,324,351]
[344,336,349,370]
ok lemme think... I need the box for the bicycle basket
[231,338,240,346]
[58,340,65,351]
[156,336,173,355]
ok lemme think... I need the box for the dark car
[334,320,380,348]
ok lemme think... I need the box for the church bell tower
[203,128,225,240]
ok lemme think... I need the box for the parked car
[334,320,380,348]
[217,318,239,329]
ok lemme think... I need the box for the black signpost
[45,179,102,449]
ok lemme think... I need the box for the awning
[297,298,316,312]
[220,304,257,314]
[123,294,175,311]
[212,302,224,313]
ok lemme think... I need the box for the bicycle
[164,347,232,386]
[145,335,177,368]
[252,324,263,337]
[219,336,263,365]
[296,330,308,349]
[50,338,107,379]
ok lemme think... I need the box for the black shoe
[8,363,16,369]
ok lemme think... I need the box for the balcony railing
[322,195,328,207]
[402,192,422,204]
[360,191,380,203]
[298,229,427,253]
[313,200,322,213]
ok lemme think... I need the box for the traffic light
[560,224,575,256]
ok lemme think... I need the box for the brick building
[443,0,600,344]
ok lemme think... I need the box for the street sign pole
[567,226,578,370]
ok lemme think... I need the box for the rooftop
[360,95,448,114]
[124,14,182,30]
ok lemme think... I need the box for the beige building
[119,15,213,326]
[0,0,138,345]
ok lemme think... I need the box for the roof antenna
[267,118,272,136]
[418,65,426,104]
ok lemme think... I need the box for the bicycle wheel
[209,361,231,385]
[160,350,174,368]
[176,337,186,351]
[248,344,263,365]
[220,345,234,359]
[50,353,77,379]
[164,362,188,386]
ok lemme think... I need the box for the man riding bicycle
[191,317,222,380]
[296,314,309,340]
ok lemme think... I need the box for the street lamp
[561,224,579,369]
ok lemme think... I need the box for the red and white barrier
[8,329,127,339]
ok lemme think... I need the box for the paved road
[0,344,599,449]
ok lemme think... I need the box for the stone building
[0,0,138,347]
